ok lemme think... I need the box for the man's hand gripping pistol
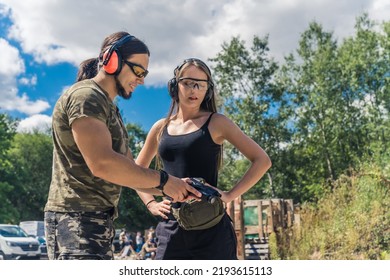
[188,178,221,203]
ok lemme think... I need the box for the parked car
[0,224,41,260]
[19,221,47,259]
[35,235,47,259]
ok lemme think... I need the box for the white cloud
[0,37,24,76]
[16,113,52,133]
[0,38,50,115]
[3,93,50,115]
[0,0,389,132]
[1,0,388,85]
[19,74,37,86]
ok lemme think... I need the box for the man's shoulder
[59,80,109,110]
[66,80,105,99]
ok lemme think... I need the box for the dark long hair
[76,31,150,82]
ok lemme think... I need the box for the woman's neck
[175,107,206,123]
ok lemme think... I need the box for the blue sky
[0,0,388,132]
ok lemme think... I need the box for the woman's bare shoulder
[152,118,169,129]
[211,112,234,126]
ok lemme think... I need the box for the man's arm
[71,116,200,201]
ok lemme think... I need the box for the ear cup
[168,78,178,100]
[101,34,133,75]
[102,50,122,75]
[205,83,214,101]
[205,89,211,101]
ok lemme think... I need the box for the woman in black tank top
[135,58,271,260]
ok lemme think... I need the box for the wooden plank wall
[228,197,296,260]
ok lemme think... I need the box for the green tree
[210,35,290,199]
[6,132,53,222]
[211,14,389,204]
[337,14,390,164]
[278,16,389,201]
[0,114,15,157]
[278,22,344,200]
[0,114,18,223]
[115,123,158,231]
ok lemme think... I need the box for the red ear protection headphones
[167,58,214,101]
[102,34,134,75]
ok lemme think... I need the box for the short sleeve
[66,87,110,126]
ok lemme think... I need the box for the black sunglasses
[123,60,149,78]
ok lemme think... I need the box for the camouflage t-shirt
[44,79,129,217]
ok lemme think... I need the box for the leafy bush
[274,162,389,260]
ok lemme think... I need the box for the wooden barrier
[228,197,296,260]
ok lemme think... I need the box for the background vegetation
[0,14,388,259]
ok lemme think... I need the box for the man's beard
[115,75,132,100]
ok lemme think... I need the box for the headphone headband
[174,58,212,78]
[102,34,134,66]
[101,34,134,75]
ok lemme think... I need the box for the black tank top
[158,113,221,186]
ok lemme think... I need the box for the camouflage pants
[44,210,115,260]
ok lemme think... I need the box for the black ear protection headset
[167,58,214,101]
[101,34,134,75]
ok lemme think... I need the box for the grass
[271,162,390,260]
